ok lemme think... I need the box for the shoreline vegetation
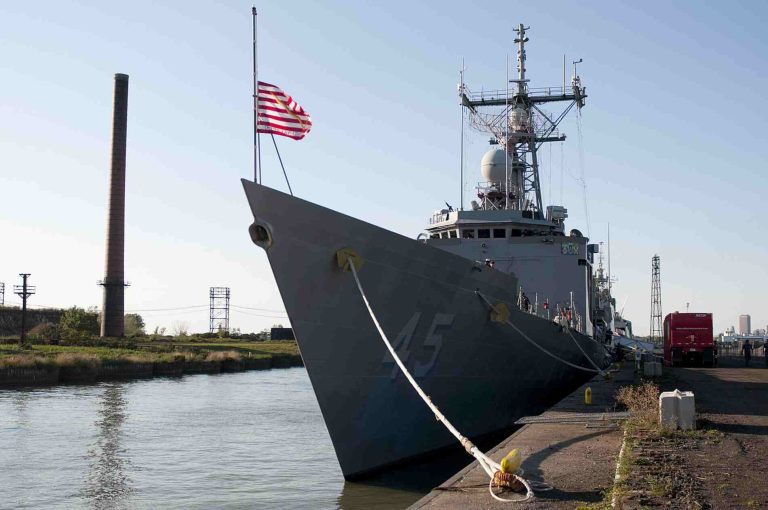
[0,338,302,388]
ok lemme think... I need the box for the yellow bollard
[500,448,522,474]
[584,386,592,405]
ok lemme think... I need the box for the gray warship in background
[243,24,610,479]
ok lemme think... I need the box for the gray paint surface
[243,180,607,479]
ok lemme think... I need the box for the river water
[1,368,473,509]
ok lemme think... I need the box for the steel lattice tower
[209,287,230,334]
[0,282,5,306]
[650,254,662,344]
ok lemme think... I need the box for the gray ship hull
[242,180,607,479]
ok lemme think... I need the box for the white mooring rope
[346,259,534,503]
[564,326,608,375]
[475,291,605,376]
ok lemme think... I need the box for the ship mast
[460,24,586,216]
[513,24,527,95]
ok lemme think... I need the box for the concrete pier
[412,364,634,509]
[412,356,768,509]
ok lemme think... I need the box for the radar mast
[460,24,586,217]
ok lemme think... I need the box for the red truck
[663,312,715,366]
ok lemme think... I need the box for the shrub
[59,307,99,341]
[53,352,101,367]
[205,350,241,362]
[616,382,660,430]
[29,322,60,344]
[172,322,189,337]
[124,314,146,337]
[118,353,155,364]
[0,354,52,369]
[155,351,196,363]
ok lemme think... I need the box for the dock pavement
[412,355,768,509]
[412,363,635,509]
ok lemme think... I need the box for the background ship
[243,24,610,479]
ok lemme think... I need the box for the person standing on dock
[741,339,752,367]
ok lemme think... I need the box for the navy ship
[243,24,609,479]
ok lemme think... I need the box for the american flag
[256,81,312,140]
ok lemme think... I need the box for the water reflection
[337,448,473,509]
[336,427,518,509]
[11,390,31,429]
[82,384,133,509]
[2,370,514,509]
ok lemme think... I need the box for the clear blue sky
[1,1,766,335]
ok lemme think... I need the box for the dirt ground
[621,355,768,510]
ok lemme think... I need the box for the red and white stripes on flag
[256,81,312,140]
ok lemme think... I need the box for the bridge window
[440,232,448,239]
[462,229,475,239]
[430,234,439,239]
[478,229,490,239]
[493,228,506,238]
[449,230,458,239]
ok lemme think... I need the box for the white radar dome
[480,149,514,183]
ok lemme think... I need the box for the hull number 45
[382,312,454,379]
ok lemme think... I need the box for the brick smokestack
[100,73,129,337]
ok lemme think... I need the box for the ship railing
[429,212,451,224]
[465,86,572,103]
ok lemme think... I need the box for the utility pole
[14,273,36,347]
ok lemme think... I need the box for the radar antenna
[459,24,587,215]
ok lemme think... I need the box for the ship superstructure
[426,25,596,335]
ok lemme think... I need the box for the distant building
[270,327,295,340]
[738,315,751,335]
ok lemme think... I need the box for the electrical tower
[209,287,230,334]
[14,273,36,347]
[650,255,662,345]
[0,282,5,306]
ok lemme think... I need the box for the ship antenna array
[459,23,587,216]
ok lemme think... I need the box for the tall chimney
[100,73,129,337]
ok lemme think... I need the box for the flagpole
[459,58,464,211]
[252,6,259,183]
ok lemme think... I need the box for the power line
[2,302,288,317]
[230,309,288,319]
[126,305,209,312]
[230,304,286,313]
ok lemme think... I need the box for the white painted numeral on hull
[382,312,420,379]
[414,313,454,378]
[382,312,454,379]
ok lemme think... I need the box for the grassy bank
[0,340,301,387]
[0,340,298,363]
